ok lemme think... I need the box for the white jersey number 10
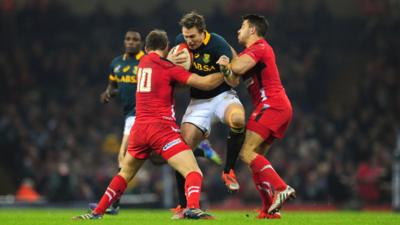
[137,68,152,92]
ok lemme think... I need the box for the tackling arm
[186,73,224,91]
[217,53,257,85]
[223,46,240,87]
[230,54,257,75]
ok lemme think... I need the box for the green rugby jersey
[108,51,144,118]
[175,32,233,99]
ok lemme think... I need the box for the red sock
[252,173,273,212]
[94,175,127,215]
[250,154,286,191]
[185,171,202,208]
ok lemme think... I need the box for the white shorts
[123,116,136,135]
[181,90,242,135]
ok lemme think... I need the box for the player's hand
[100,91,111,103]
[167,50,187,65]
[217,55,232,77]
[217,55,230,67]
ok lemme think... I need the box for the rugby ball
[168,43,193,70]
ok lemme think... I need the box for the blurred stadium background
[0,0,399,212]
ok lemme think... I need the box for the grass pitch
[0,208,399,225]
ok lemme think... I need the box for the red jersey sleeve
[242,42,265,63]
[168,65,192,84]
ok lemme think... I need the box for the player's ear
[250,26,256,35]
[145,46,149,53]
[162,43,170,56]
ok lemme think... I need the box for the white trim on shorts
[181,90,242,135]
[123,116,136,135]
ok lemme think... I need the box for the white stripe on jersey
[260,88,267,101]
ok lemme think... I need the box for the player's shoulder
[246,39,270,55]
[135,51,145,61]
[210,32,226,41]
[146,53,176,69]
[111,55,124,64]
[209,32,229,46]
[159,57,176,69]
[255,39,271,49]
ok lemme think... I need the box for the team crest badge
[202,54,210,63]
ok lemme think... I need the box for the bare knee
[230,113,245,129]
[225,104,245,129]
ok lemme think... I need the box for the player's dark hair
[242,14,269,37]
[145,29,169,51]
[179,11,206,32]
[126,27,139,33]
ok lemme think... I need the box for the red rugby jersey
[239,39,285,107]
[135,52,191,123]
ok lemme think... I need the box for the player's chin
[188,44,198,50]
[126,47,137,53]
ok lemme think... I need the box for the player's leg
[74,123,147,220]
[94,154,145,215]
[118,134,130,167]
[253,140,281,219]
[174,122,205,209]
[175,100,211,209]
[213,91,245,192]
[88,134,130,214]
[240,129,294,215]
[110,134,130,212]
[118,116,135,167]
[73,154,145,220]
[167,149,213,219]
[222,102,245,192]
[108,117,134,212]
[181,122,206,150]
[246,99,295,215]
[88,116,134,214]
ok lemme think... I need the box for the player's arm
[230,54,257,75]
[217,53,256,84]
[223,46,240,87]
[100,62,119,103]
[186,72,224,91]
[100,79,118,103]
[216,37,240,87]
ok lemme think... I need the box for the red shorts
[127,122,190,160]
[246,93,293,144]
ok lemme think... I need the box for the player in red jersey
[73,29,225,220]
[217,14,296,219]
